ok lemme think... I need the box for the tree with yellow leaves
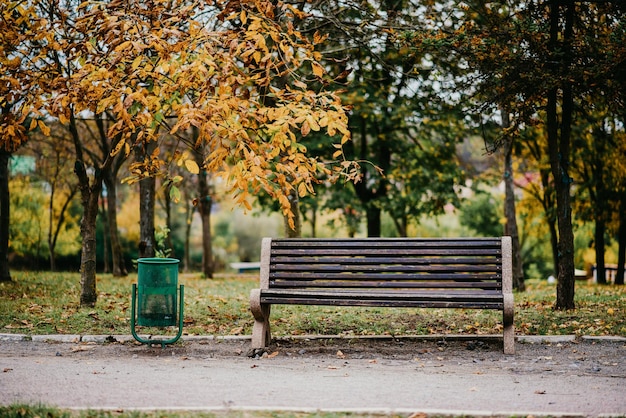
[0,1,51,282]
[20,0,351,306]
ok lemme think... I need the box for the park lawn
[0,271,624,338]
[0,405,389,418]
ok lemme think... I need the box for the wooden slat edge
[260,237,272,290]
[501,236,513,294]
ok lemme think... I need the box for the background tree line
[1,0,624,311]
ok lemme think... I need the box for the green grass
[0,271,625,337]
[0,404,406,418]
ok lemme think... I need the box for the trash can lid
[137,258,180,264]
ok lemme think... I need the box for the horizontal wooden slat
[270,248,501,256]
[261,237,506,310]
[263,288,503,298]
[271,264,500,273]
[271,256,501,265]
[260,289,504,309]
[270,272,502,281]
[270,280,502,289]
[270,238,501,247]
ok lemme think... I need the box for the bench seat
[250,237,515,354]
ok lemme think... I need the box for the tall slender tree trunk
[75,158,102,307]
[138,176,156,258]
[548,1,575,309]
[503,134,525,291]
[161,181,175,258]
[136,142,156,259]
[183,199,194,273]
[48,180,59,272]
[194,139,213,278]
[366,206,382,237]
[100,194,110,274]
[594,218,606,284]
[616,193,626,285]
[197,170,213,277]
[501,109,525,290]
[66,111,103,307]
[351,115,389,238]
[0,150,12,282]
[591,128,608,284]
[104,174,128,276]
[96,116,127,275]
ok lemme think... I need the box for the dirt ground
[2,335,626,416]
[4,335,626,377]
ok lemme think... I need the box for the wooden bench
[250,237,515,354]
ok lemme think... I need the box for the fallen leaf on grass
[229,326,244,335]
[70,345,95,352]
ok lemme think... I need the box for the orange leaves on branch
[19,0,353,222]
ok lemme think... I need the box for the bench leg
[250,289,271,348]
[503,293,515,355]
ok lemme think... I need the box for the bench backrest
[260,237,511,295]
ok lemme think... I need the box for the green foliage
[8,177,46,258]
[154,225,172,259]
[458,191,503,237]
[8,176,81,261]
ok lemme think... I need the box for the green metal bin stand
[130,258,184,348]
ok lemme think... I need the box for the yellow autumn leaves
[5,0,353,226]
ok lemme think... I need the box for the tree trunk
[194,144,213,279]
[164,184,175,257]
[100,194,110,274]
[594,217,606,284]
[392,214,408,238]
[0,150,12,282]
[183,199,194,273]
[350,114,388,238]
[48,180,58,272]
[547,1,575,310]
[197,173,213,277]
[616,193,626,285]
[309,206,317,238]
[104,175,128,276]
[283,189,301,238]
[75,159,101,307]
[502,113,525,291]
[138,176,156,258]
[136,142,156,259]
[366,205,382,237]
[591,128,607,284]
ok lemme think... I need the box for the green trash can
[131,258,184,347]
[136,258,179,326]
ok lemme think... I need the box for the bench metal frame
[250,237,514,354]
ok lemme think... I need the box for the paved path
[1,335,625,417]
